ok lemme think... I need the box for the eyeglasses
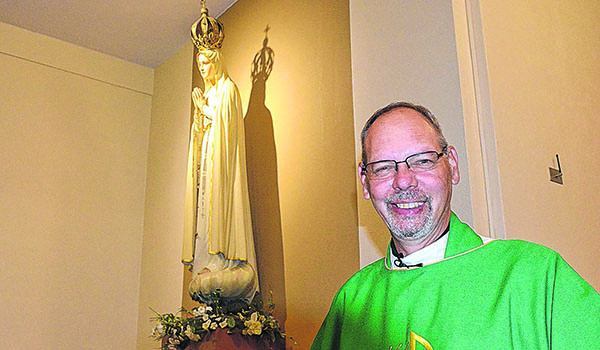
[362,147,447,180]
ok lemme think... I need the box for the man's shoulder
[481,238,564,271]
[488,238,559,256]
[337,258,386,292]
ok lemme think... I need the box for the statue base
[167,329,285,350]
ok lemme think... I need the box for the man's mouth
[392,201,426,209]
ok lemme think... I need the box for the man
[311,102,600,349]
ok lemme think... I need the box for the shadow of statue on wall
[244,26,287,326]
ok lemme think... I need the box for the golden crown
[190,1,224,50]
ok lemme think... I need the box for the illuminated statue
[183,2,258,305]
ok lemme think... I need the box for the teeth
[394,202,423,209]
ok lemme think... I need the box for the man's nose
[392,162,417,190]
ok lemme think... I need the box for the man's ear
[446,146,460,185]
[358,163,371,199]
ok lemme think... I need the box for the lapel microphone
[391,242,423,268]
[390,225,450,269]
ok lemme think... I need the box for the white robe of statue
[183,49,258,304]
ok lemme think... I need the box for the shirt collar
[388,228,449,268]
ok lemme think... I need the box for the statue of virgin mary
[183,3,258,306]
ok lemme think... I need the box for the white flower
[210,322,218,330]
[243,312,263,336]
[219,320,229,328]
[152,323,165,337]
[185,325,201,342]
[202,320,211,331]
[192,305,213,317]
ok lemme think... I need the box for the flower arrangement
[151,292,285,350]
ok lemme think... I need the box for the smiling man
[360,103,459,259]
[311,102,599,349]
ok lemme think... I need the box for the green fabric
[443,212,483,257]
[311,214,600,349]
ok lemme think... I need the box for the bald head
[360,102,448,165]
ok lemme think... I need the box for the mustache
[385,191,430,203]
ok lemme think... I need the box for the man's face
[359,108,460,243]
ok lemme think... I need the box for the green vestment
[311,214,600,349]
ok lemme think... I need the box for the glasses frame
[362,146,448,180]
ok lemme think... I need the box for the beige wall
[0,23,153,349]
[475,0,600,289]
[135,43,194,349]
[349,0,475,267]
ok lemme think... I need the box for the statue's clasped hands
[192,87,206,110]
[192,87,212,130]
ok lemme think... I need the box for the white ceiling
[0,0,237,68]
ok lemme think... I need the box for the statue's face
[197,54,216,82]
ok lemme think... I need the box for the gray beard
[385,192,434,241]
[389,211,434,241]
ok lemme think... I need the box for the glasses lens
[366,161,396,179]
[407,152,440,171]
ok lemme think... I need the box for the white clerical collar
[389,233,449,268]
